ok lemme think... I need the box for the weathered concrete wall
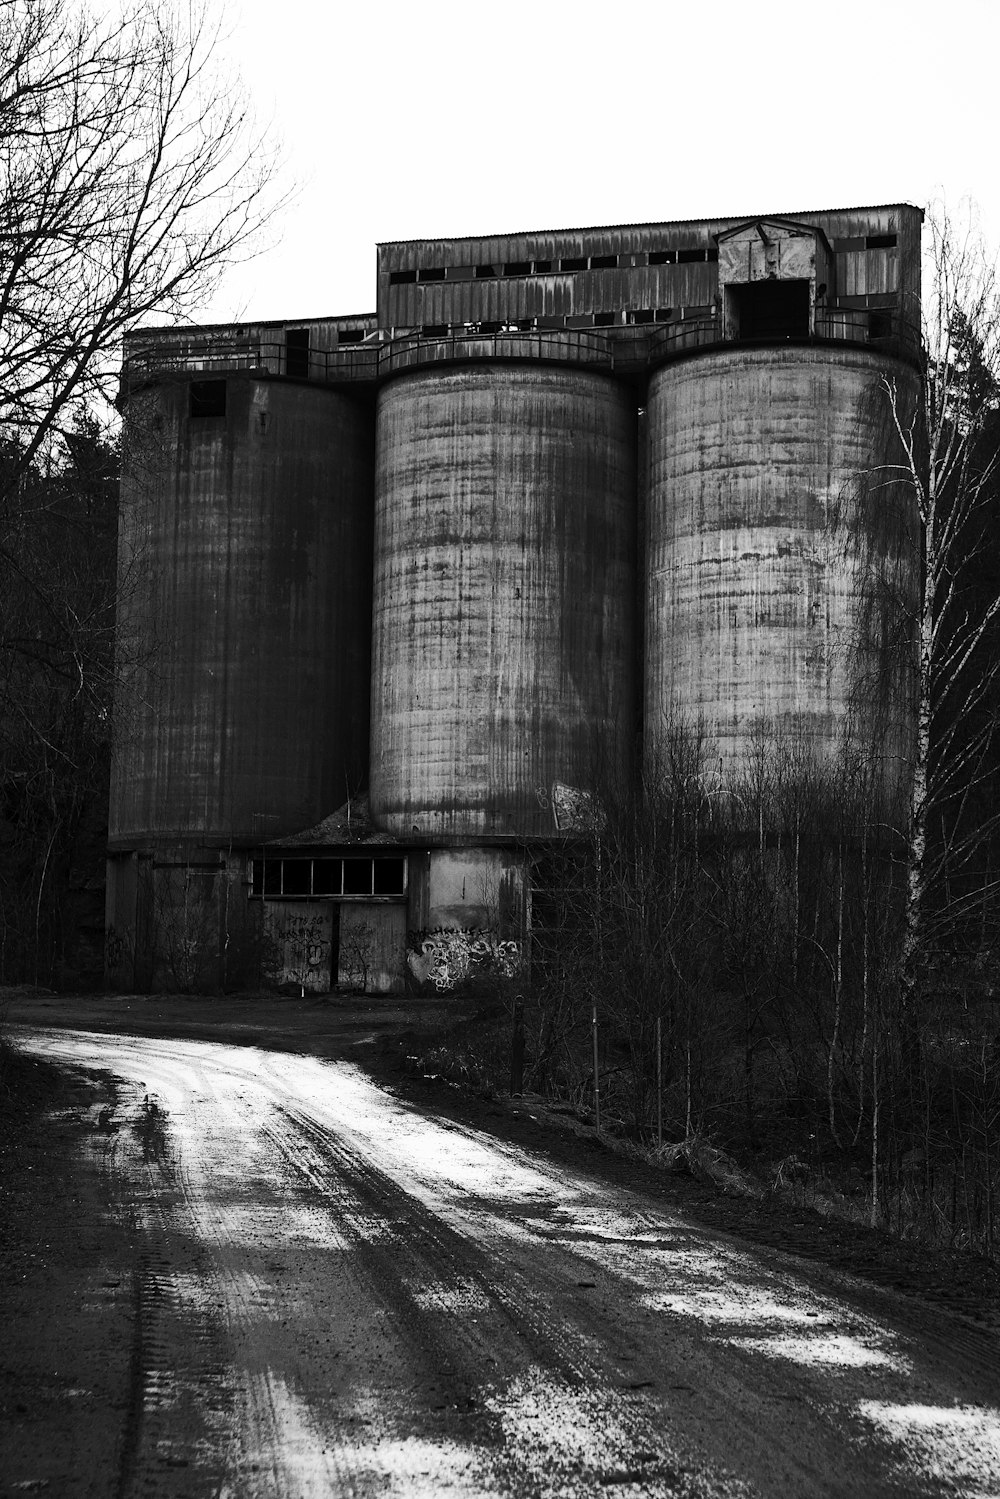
[645,345,920,792]
[371,366,636,837]
[111,377,373,847]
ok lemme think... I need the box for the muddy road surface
[12,1028,1000,1498]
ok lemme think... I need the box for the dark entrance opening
[727,280,810,341]
[285,328,310,378]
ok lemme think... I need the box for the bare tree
[0,0,282,982]
[0,0,282,484]
[871,203,1000,986]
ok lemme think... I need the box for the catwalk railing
[121,308,922,392]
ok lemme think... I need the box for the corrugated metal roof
[377,204,923,250]
[125,311,377,341]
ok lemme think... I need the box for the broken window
[726,279,810,341]
[250,855,407,900]
[189,380,226,418]
[285,328,309,378]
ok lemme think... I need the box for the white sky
[202,0,1000,325]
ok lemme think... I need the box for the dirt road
[9,1028,1000,1497]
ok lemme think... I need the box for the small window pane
[373,857,406,896]
[282,861,311,897]
[313,858,343,895]
[262,862,281,897]
[343,859,373,895]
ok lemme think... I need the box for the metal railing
[122,306,922,391]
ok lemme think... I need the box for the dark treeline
[0,422,118,987]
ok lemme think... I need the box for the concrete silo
[108,371,373,988]
[370,365,636,838]
[644,343,920,793]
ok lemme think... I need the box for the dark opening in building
[726,280,810,341]
[590,253,617,269]
[418,266,446,282]
[282,860,311,897]
[189,380,226,418]
[503,260,531,277]
[389,269,417,284]
[559,256,587,272]
[648,250,676,266]
[868,309,893,340]
[865,234,897,250]
[285,328,310,378]
[475,263,498,279]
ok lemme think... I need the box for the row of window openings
[250,856,407,900]
[389,249,720,284]
[388,235,897,286]
[415,309,687,338]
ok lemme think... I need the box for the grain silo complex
[107,204,923,994]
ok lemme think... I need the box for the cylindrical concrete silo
[370,365,636,837]
[110,375,373,846]
[645,345,919,794]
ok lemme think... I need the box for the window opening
[593,311,616,326]
[373,858,407,896]
[628,309,655,325]
[648,250,676,265]
[590,253,618,269]
[250,855,407,900]
[421,324,449,339]
[189,380,226,418]
[282,861,311,897]
[418,266,446,281]
[559,256,587,272]
[337,328,365,345]
[532,258,552,273]
[865,234,897,250]
[313,859,343,896]
[285,328,310,378]
[504,260,531,276]
[389,269,417,284]
[726,279,810,341]
[475,263,498,278]
[343,860,372,896]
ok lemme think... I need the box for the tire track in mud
[104,1091,238,1499]
[261,1101,740,1499]
[261,1104,860,1499]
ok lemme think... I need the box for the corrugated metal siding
[377,206,922,333]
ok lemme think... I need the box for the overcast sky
[201,0,1000,325]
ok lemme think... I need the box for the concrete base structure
[106,843,529,997]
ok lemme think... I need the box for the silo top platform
[122,203,923,391]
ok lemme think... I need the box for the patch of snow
[857,1401,1000,1494]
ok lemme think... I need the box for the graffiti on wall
[265,903,332,992]
[406,927,521,992]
